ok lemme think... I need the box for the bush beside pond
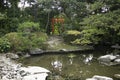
[63,30,81,44]
[63,30,93,45]
[0,21,48,53]
[0,38,11,53]
[1,32,48,53]
[17,21,40,33]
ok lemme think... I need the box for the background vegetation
[0,0,120,52]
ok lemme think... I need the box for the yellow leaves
[66,30,81,36]
[71,38,92,45]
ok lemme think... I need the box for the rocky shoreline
[0,54,22,80]
[0,53,120,80]
[0,53,50,80]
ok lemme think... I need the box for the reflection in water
[69,58,73,65]
[67,53,76,65]
[21,51,120,80]
[83,54,93,65]
[51,60,62,71]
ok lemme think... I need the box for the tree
[71,0,120,45]
[80,9,120,45]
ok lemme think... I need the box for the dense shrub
[28,32,48,49]
[4,32,48,52]
[0,17,19,36]
[17,21,40,33]
[77,28,105,45]
[4,32,25,52]
[63,29,104,45]
[80,9,120,45]
[63,30,81,44]
[71,38,92,45]
[0,38,11,53]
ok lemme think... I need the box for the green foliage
[0,13,6,19]
[0,38,11,53]
[71,38,92,45]
[4,32,48,52]
[63,30,81,44]
[29,32,48,49]
[69,29,104,45]
[104,0,120,11]
[0,0,120,48]
[18,21,40,33]
[53,25,59,35]
[89,1,105,14]
[0,17,19,36]
[4,32,26,51]
[80,9,120,44]
[90,1,104,11]
[66,30,81,36]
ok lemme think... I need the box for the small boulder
[111,44,120,49]
[93,75,113,80]
[86,75,113,80]
[98,55,116,63]
[114,74,120,79]
[20,66,50,80]
[98,54,120,65]
[6,53,19,59]
[86,78,96,80]
[22,73,48,80]
[24,53,31,58]
[30,48,43,55]
[59,49,67,51]
[20,66,50,75]
[114,59,120,63]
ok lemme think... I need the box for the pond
[21,48,120,80]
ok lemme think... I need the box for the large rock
[93,75,113,80]
[86,78,96,80]
[20,66,50,74]
[98,54,120,65]
[98,54,116,63]
[23,73,48,80]
[86,75,113,80]
[114,59,120,63]
[20,66,50,80]
[114,74,120,79]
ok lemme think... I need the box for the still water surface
[21,49,120,80]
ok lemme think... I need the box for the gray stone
[24,53,31,58]
[111,44,120,49]
[20,66,50,80]
[114,59,120,63]
[86,78,96,80]
[93,75,113,80]
[22,73,48,80]
[30,48,43,55]
[86,75,113,80]
[98,54,120,65]
[114,74,120,79]
[20,66,50,74]
[59,49,67,51]
[0,54,50,80]
[98,55,116,63]
[6,53,19,59]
